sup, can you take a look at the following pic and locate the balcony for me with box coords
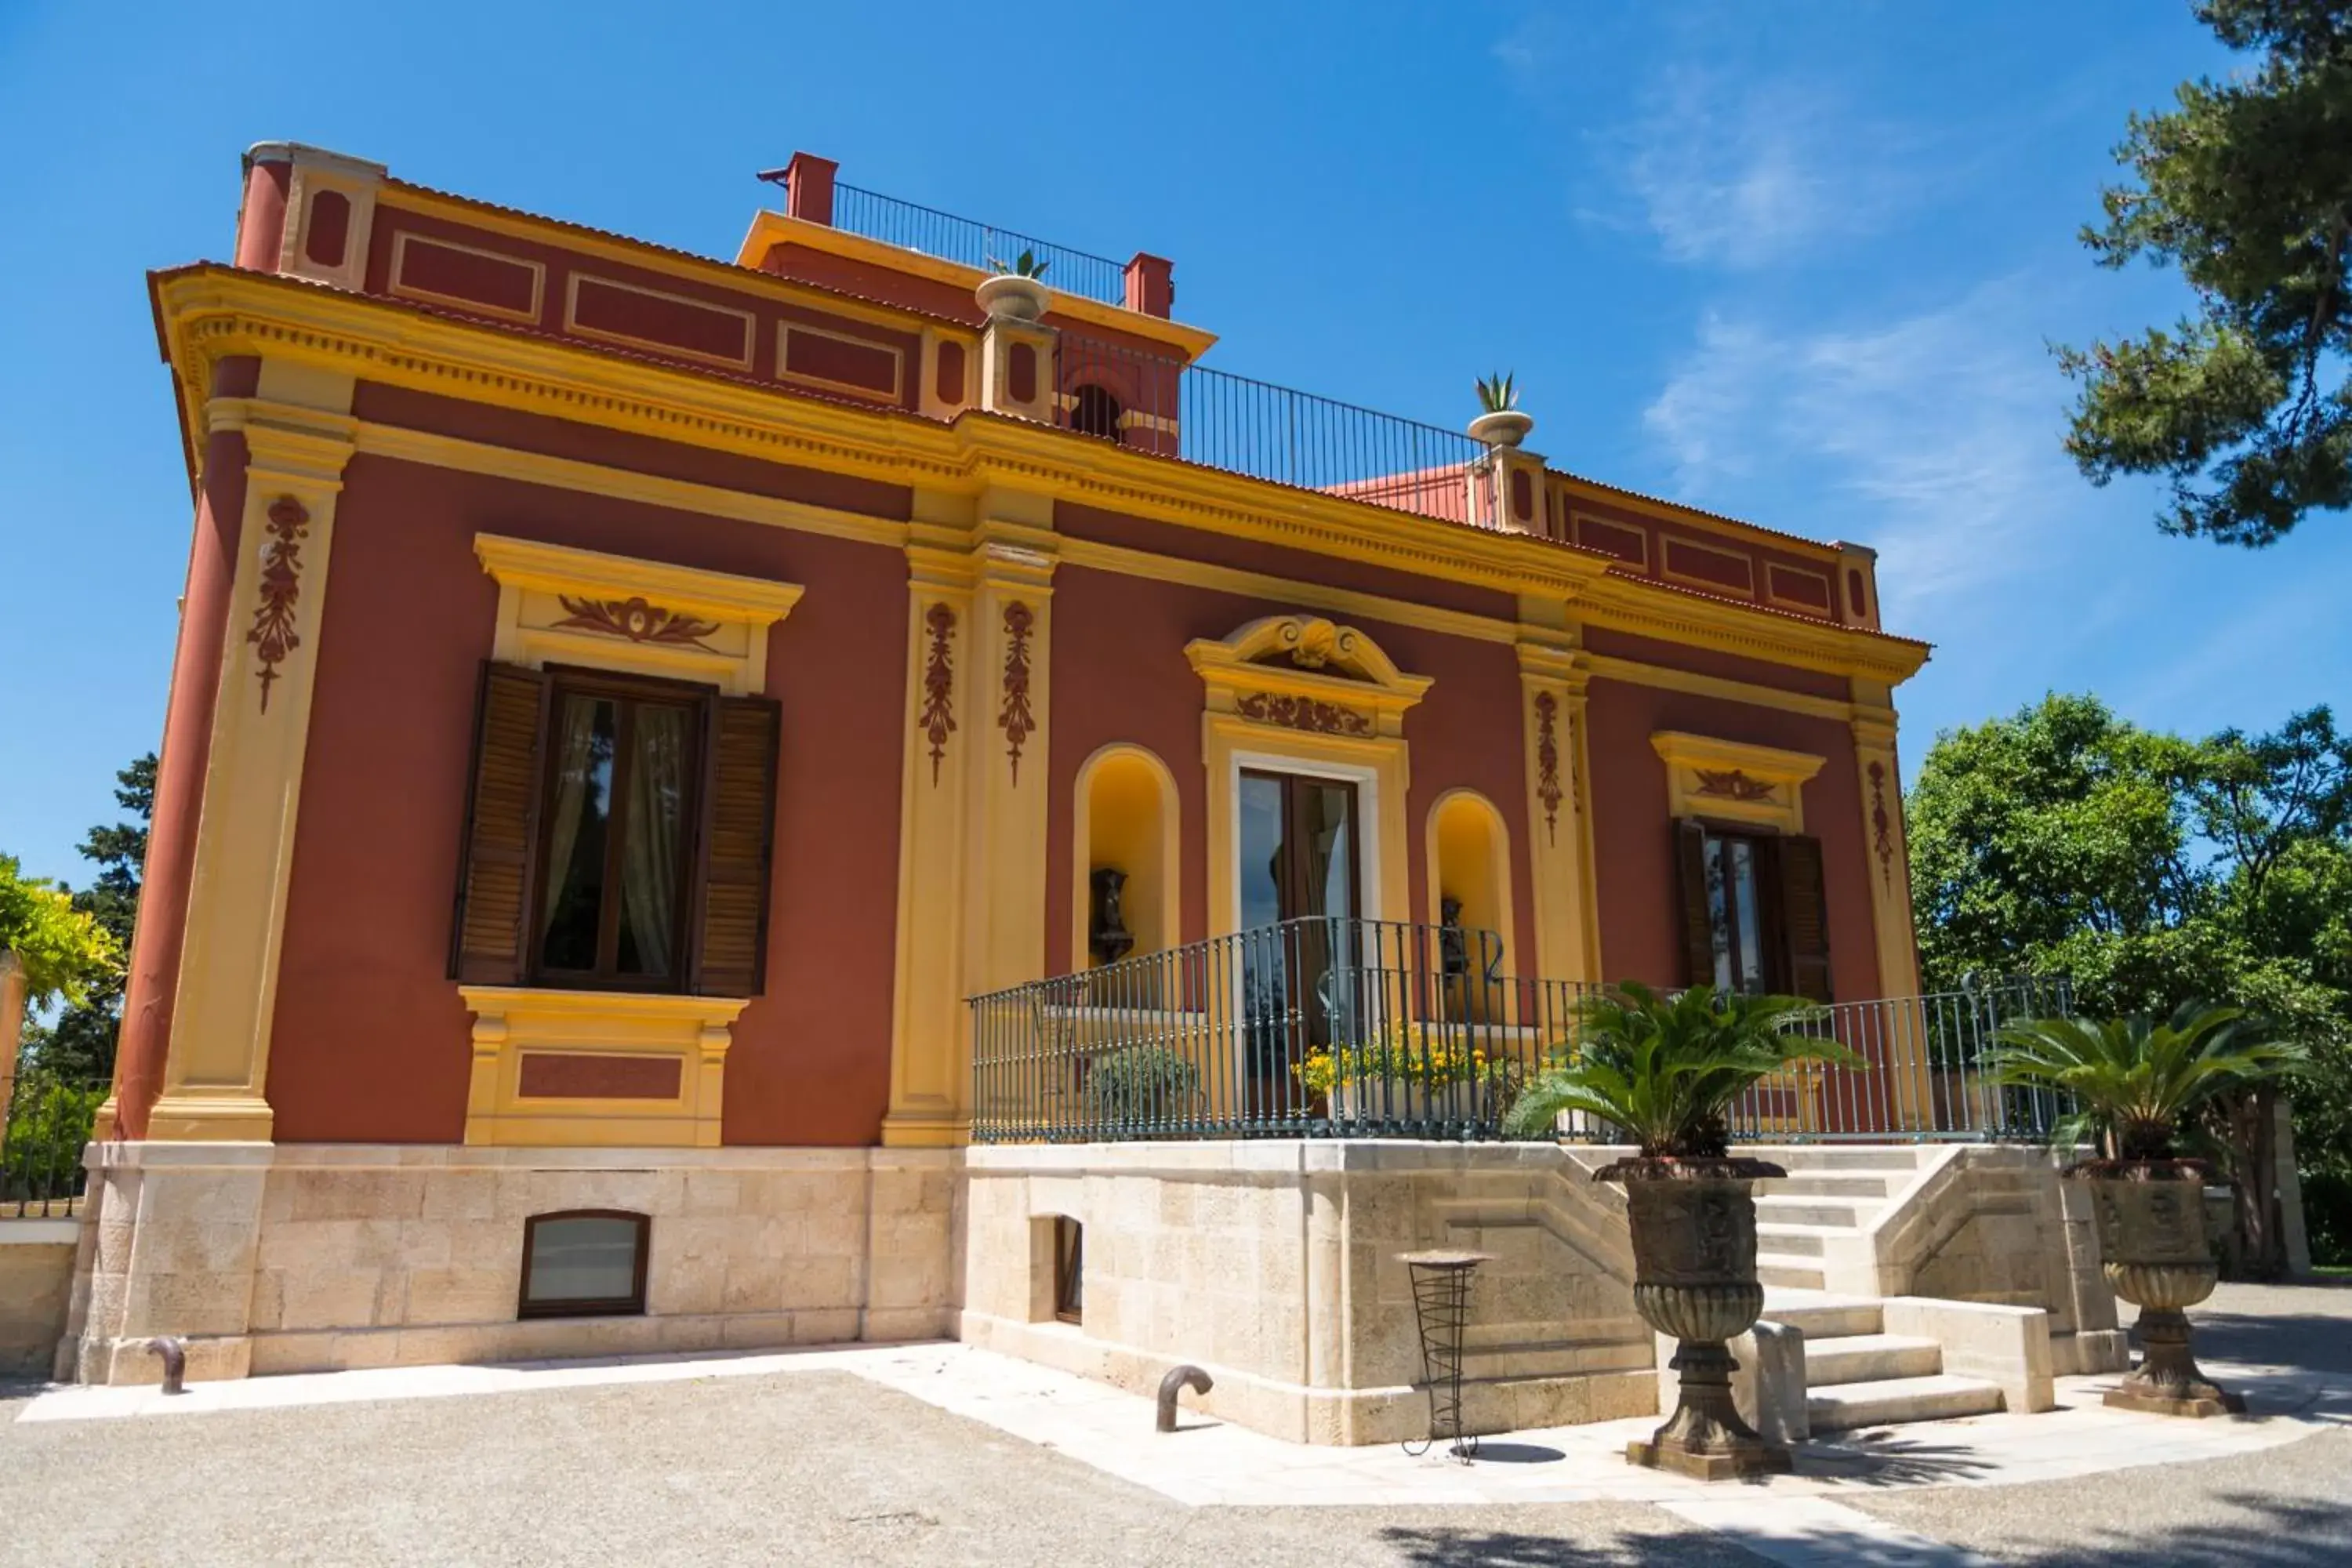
[967,916,2073,1145]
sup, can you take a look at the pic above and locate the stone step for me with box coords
[1747,1148,1924,1173]
[1753,1196,1875,1229]
[1758,1255,1826,1290]
[1804,1332,1944,1387]
[1807,1374,2005,1432]
[1767,1173,1901,1200]
[1761,1292,1884,1341]
[1755,1223,1857,1258]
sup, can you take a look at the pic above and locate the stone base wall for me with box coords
[1,1223,78,1378]
[961,1140,1657,1446]
[1857,1144,2128,1374]
[58,1142,957,1385]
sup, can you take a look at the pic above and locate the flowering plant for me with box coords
[1294,1023,1513,1095]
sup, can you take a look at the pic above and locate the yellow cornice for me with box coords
[735,210,1219,361]
[154,267,1932,688]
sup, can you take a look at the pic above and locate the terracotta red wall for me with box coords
[266,436,907,1145]
[1044,566,1535,975]
[1584,677,1880,1001]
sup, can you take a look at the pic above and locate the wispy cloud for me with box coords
[1642,280,2067,615]
[1608,67,1911,270]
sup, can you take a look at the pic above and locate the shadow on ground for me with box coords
[2000,1490,2352,1567]
[1374,1523,1755,1567]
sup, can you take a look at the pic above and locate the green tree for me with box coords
[15,754,153,1080]
[2059,2,2352,546]
[1907,695,2352,1272]
[0,855,118,1016]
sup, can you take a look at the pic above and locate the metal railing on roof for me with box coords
[1054,334,1499,528]
[829,182,1130,307]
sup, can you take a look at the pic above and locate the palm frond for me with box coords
[1989,1002,2306,1159]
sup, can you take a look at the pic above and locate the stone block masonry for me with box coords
[58,1142,958,1385]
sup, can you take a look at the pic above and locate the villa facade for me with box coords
[48,143,2092,1436]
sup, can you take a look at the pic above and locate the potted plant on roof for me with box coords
[977,249,1052,323]
[1504,982,1857,1479]
[1989,1003,2303,1417]
[1468,372,1534,448]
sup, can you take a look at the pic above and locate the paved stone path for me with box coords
[5,1281,2346,1565]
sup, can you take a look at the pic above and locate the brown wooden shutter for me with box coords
[1775,833,1835,1002]
[691,694,781,997]
[449,662,549,985]
[1673,818,1715,989]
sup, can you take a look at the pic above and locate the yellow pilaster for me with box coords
[1850,683,1930,1123]
[883,488,1057,1146]
[149,367,358,1141]
[1517,622,1601,987]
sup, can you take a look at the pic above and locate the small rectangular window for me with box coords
[1053,1217,1083,1325]
[519,1210,651,1319]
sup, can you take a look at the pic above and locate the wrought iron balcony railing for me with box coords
[2,1068,108,1218]
[830,182,1131,307]
[967,918,2073,1145]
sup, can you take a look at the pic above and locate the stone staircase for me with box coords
[1764,1289,2007,1433]
[1752,1145,1922,1291]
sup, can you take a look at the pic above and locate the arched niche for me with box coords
[1071,742,1181,976]
[1425,789,1516,1021]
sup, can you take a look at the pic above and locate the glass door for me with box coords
[1237,771,1361,1113]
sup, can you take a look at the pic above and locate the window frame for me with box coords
[528,665,713,994]
[517,1209,652,1319]
[1697,822,1785,996]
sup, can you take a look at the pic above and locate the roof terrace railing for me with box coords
[829,181,1131,307]
[1054,334,1497,528]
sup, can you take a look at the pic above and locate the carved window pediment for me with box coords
[1650,730,1824,833]
[1187,615,1432,740]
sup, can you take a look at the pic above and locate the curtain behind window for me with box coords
[619,704,690,976]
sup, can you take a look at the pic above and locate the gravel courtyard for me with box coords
[2,1282,2345,1567]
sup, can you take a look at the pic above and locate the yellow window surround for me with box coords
[474,533,804,695]
[459,986,749,1149]
[1650,730,1825,834]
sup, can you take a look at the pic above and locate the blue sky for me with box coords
[2,1,2343,890]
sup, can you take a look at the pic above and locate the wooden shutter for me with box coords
[1673,818,1715,989]
[691,694,781,997]
[449,662,549,985]
[1774,833,1835,1002]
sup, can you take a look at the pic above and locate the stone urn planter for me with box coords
[2083,1161,2243,1417]
[975,273,1051,323]
[1467,409,1534,448]
[1612,1156,1792,1479]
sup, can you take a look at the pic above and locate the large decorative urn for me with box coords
[2085,1163,2242,1417]
[1612,1156,1791,1479]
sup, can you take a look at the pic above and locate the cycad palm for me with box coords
[1989,1003,2304,1161]
[1503,982,1859,1156]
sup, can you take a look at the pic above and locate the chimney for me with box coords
[782,152,838,226]
[1123,252,1174,318]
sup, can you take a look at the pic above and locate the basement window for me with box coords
[1054,1217,1084,1324]
[518,1210,651,1319]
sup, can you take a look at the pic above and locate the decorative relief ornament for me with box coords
[1236,691,1373,737]
[1694,768,1777,804]
[1534,692,1564,844]
[552,595,721,648]
[1279,617,1348,670]
[247,495,310,713]
[1867,760,1896,887]
[997,601,1036,782]
[918,602,957,785]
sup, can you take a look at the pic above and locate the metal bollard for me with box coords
[147,1336,187,1396]
[1156,1364,1211,1432]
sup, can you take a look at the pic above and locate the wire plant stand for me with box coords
[1399,1250,1491,1462]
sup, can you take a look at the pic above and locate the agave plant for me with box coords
[1475,371,1518,414]
[1503,982,1857,1156]
[1988,1003,2304,1162]
[985,249,1051,280]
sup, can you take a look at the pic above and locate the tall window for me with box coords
[536,675,700,987]
[1674,820,1832,1001]
[450,662,781,998]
